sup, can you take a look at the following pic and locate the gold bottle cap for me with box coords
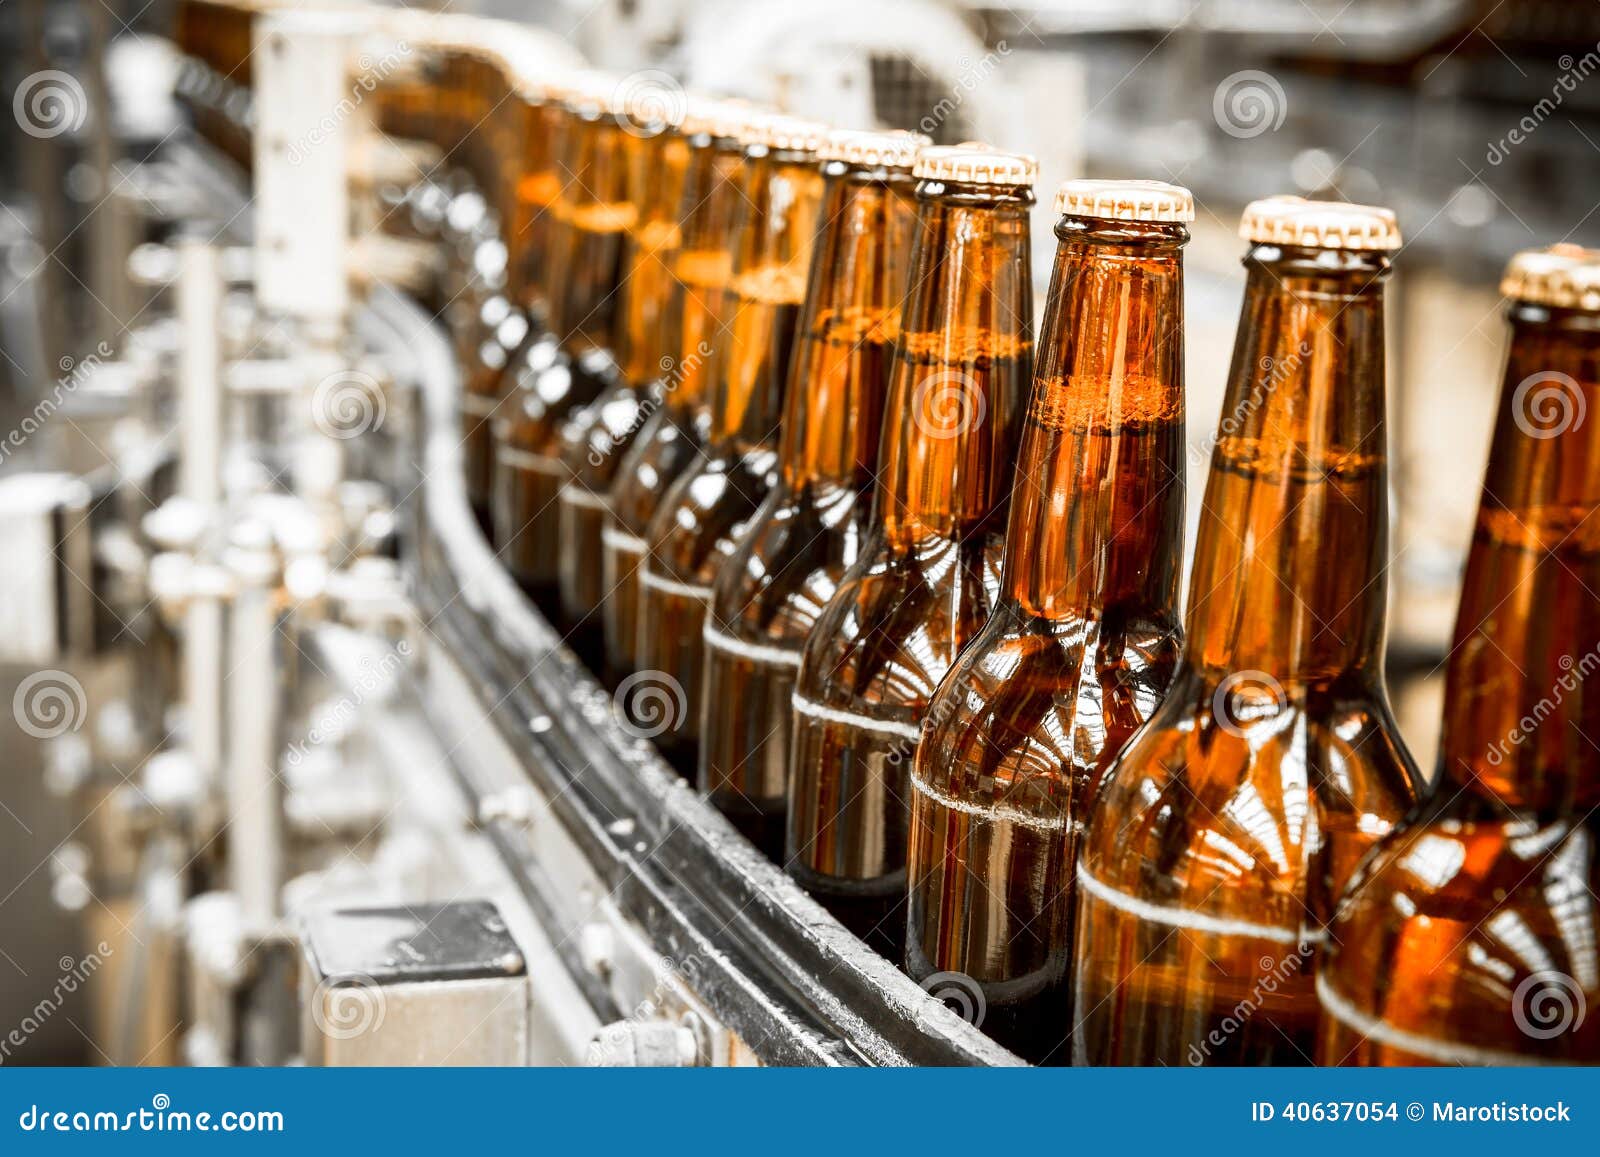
[818,128,930,170]
[1054,178,1195,223]
[737,114,829,152]
[1500,243,1600,311]
[912,144,1038,187]
[678,97,765,140]
[1239,195,1401,251]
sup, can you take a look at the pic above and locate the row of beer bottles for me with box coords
[461,85,1598,1066]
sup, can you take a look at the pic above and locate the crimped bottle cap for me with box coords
[737,114,828,152]
[679,97,765,140]
[912,144,1038,187]
[1239,195,1401,251]
[818,129,929,170]
[1500,244,1600,311]
[1055,178,1194,223]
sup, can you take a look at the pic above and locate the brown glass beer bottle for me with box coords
[906,180,1192,1062]
[599,101,756,680]
[1071,197,1423,1066]
[786,145,1037,956]
[555,103,692,671]
[491,76,634,610]
[1317,244,1600,1066]
[633,116,827,771]
[698,129,925,857]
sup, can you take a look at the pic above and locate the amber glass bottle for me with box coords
[600,102,756,680]
[556,107,692,671]
[1318,245,1600,1066]
[491,77,634,610]
[699,129,925,857]
[1071,197,1423,1066]
[906,180,1192,1062]
[786,145,1037,956]
[633,116,827,771]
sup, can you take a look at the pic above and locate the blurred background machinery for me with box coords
[0,0,1595,1064]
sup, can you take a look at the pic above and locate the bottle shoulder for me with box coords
[644,449,777,580]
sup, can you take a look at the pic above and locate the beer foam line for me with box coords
[638,568,714,601]
[497,447,565,475]
[559,485,611,512]
[1075,865,1325,946]
[1314,973,1540,1067]
[460,392,500,416]
[601,526,647,555]
[908,770,1067,832]
[702,621,803,668]
[789,692,924,743]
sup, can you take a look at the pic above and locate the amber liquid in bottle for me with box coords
[1072,241,1422,1066]
[700,152,918,858]
[1318,292,1600,1066]
[492,102,633,612]
[786,172,1034,957]
[600,130,745,682]
[907,212,1188,1063]
[556,127,691,675]
[634,139,824,772]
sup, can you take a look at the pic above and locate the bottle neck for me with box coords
[708,148,825,450]
[1441,305,1600,811]
[778,165,917,491]
[873,184,1034,543]
[510,101,564,314]
[614,132,690,385]
[549,114,635,355]
[1185,246,1391,684]
[660,136,744,418]
[1003,218,1187,620]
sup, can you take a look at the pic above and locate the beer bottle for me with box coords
[906,180,1192,1062]
[555,101,693,671]
[786,145,1037,956]
[1071,197,1424,1066]
[600,101,756,679]
[699,129,925,857]
[1317,244,1600,1066]
[633,115,827,771]
[491,76,634,610]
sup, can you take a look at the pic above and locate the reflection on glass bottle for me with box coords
[634,116,826,773]
[786,145,1037,957]
[907,180,1192,1063]
[699,129,925,859]
[1073,197,1423,1066]
[1318,244,1600,1066]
